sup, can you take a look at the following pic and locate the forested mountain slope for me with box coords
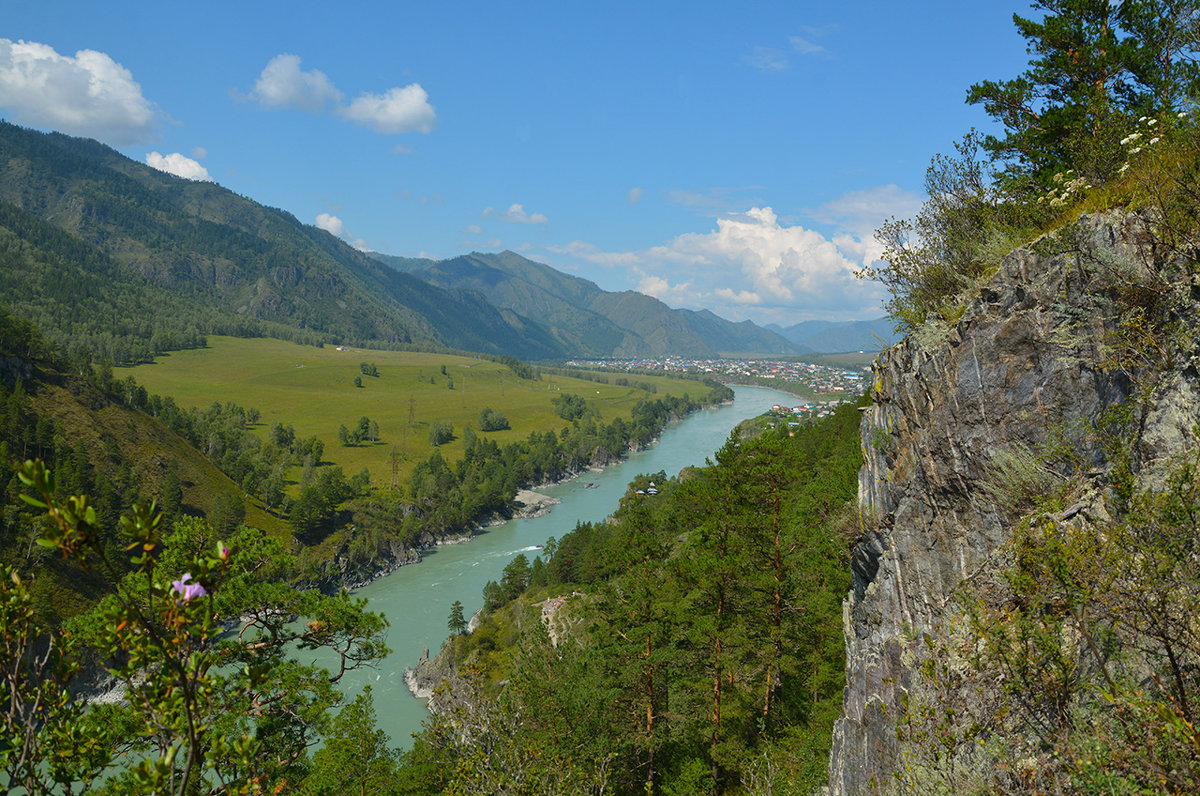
[376,249,802,357]
[0,309,283,624]
[0,122,563,362]
[0,120,803,364]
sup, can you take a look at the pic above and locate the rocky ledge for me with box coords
[511,489,562,519]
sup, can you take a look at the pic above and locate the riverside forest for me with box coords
[7,2,1200,795]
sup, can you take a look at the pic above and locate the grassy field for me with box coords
[117,337,710,490]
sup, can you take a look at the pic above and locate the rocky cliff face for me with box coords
[829,212,1198,793]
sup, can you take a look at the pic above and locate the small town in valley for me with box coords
[564,356,871,398]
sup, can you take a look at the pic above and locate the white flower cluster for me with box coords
[1039,111,1189,204]
[1117,113,1185,173]
[1040,169,1090,207]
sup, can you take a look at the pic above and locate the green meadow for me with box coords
[118,336,705,489]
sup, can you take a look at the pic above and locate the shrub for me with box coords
[428,420,454,446]
[477,407,510,432]
[861,132,1038,332]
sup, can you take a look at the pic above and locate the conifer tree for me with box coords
[967,0,1132,183]
[967,0,1200,184]
[448,600,467,634]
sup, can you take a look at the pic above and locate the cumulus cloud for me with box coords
[246,54,435,135]
[0,38,158,145]
[654,207,847,304]
[316,212,368,250]
[627,187,643,204]
[146,151,211,181]
[315,213,346,237]
[340,84,436,134]
[482,203,548,225]
[548,204,891,322]
[250,54,341,112]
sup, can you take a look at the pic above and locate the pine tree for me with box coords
[448,600,467,634]
[301,687,399,796]
[967,0,1131,183]
[967,0,1200,185]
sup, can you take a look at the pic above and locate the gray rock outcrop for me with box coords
[829,213,1200,793]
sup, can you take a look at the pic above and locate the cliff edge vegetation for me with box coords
[836,2,1200,793]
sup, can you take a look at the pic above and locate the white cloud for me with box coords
[146,151,211,181]
[463,224,485,236]
[547,204,890,322]
[545,240,640,268]
[315,212,346,237]
[245,55,436,138]
[190,145,208,159]
[714,287,763,305]
[653,207,844,304]
[0,38,158,145]
[809,184,922,236]
[744,29,832,75]
[483,203,548,225]
[251,54,341,112]
[315,212,369,250]
[637,274,675,298]
[340,84,436,134]
[789,35,826,56]
[744,46,788,72]
[627,187,643,204]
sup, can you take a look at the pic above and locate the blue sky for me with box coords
[1,1,1030,326]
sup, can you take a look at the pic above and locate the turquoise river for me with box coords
[321,384,809,748]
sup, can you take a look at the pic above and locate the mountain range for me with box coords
[765,318,900,354]
[0,121,891,362]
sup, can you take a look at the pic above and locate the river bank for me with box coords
[311,398,728,595]
[279,385,798,748]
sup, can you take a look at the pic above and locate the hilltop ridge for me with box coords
[372,249,807,358]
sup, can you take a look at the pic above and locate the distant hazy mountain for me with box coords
[765,318,900,353]
[674,308,800,356]
[374,250,800,358]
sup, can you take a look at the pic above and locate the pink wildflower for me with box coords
[172,573,207,601]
